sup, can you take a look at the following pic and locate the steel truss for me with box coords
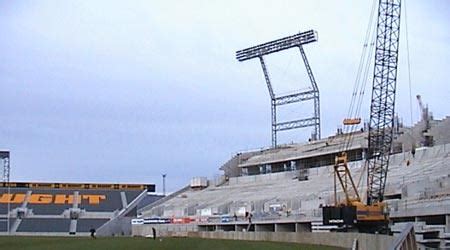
[367,0,401,205]
[0,150,10,234]
[236,30,321,147]
[0,151,9,183]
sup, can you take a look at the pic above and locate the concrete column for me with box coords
[69,219,77,234]
[446,215,450,233]
[120,192,128,209]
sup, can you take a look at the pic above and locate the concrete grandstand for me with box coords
[0,182,161,236]
[134,117,450,249]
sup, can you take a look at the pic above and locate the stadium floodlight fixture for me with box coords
[236,30,318,61]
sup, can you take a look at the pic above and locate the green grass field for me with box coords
[0,236,342,250]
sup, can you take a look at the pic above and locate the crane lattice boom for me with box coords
[367,0,402,205]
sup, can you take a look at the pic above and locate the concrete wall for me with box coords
[228,171,298,185]
[187,231,393,250]
[133,225,393,250]
[133,224,198,237]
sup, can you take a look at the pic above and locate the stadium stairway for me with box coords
[69,191,80,234]
[138,185,190,215]
[97,189,149,236]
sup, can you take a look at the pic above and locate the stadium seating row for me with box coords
[0,185,159,235]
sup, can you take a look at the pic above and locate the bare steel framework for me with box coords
[0,151,9,184]
[1,150,10,234]
[236,30,321,147]
[367,0,401,205]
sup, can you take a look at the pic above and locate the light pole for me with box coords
[162,174,166,196]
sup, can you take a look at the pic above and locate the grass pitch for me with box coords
[0,236,342,250]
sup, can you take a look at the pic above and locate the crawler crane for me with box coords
[323,0,402,233]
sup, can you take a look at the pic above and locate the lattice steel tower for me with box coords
[367,0,401,205]
[236,30,321,147]
[0,150,10,234]
[0,151,9,184]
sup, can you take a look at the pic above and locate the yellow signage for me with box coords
[0,194,106,205]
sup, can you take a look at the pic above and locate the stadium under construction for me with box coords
[133,117,450,249]
[1,0,449,249]
[134,0,450,248]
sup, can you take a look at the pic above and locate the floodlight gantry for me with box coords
[0,150,10,234]
[0,151,9,183]
[236,30,321,147]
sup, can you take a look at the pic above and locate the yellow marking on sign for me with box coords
[28,194,53,204]
[0,193,107,205]
[0,193,26,204]
[54,195,75,204]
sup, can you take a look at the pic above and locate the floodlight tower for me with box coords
[1,150,10,234]
[236,30,321,147]
[0,151,9,183]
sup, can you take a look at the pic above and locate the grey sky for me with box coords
[1,1,449,192]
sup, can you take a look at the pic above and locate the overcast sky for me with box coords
[1,0,449,193]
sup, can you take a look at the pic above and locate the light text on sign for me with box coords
[0,194,106,205]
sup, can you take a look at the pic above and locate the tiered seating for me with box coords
[140,143,450,223]
[0,184,152,235]
[77,190,123,212]
[0,189,32,213]
[137,194,164,211]
[77,219,109,232]
[125,191,142,203]
[27,190,74,215]
[0,221,8,232]
[18,219,70,232]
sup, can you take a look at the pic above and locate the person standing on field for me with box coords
[89,227,96,239]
